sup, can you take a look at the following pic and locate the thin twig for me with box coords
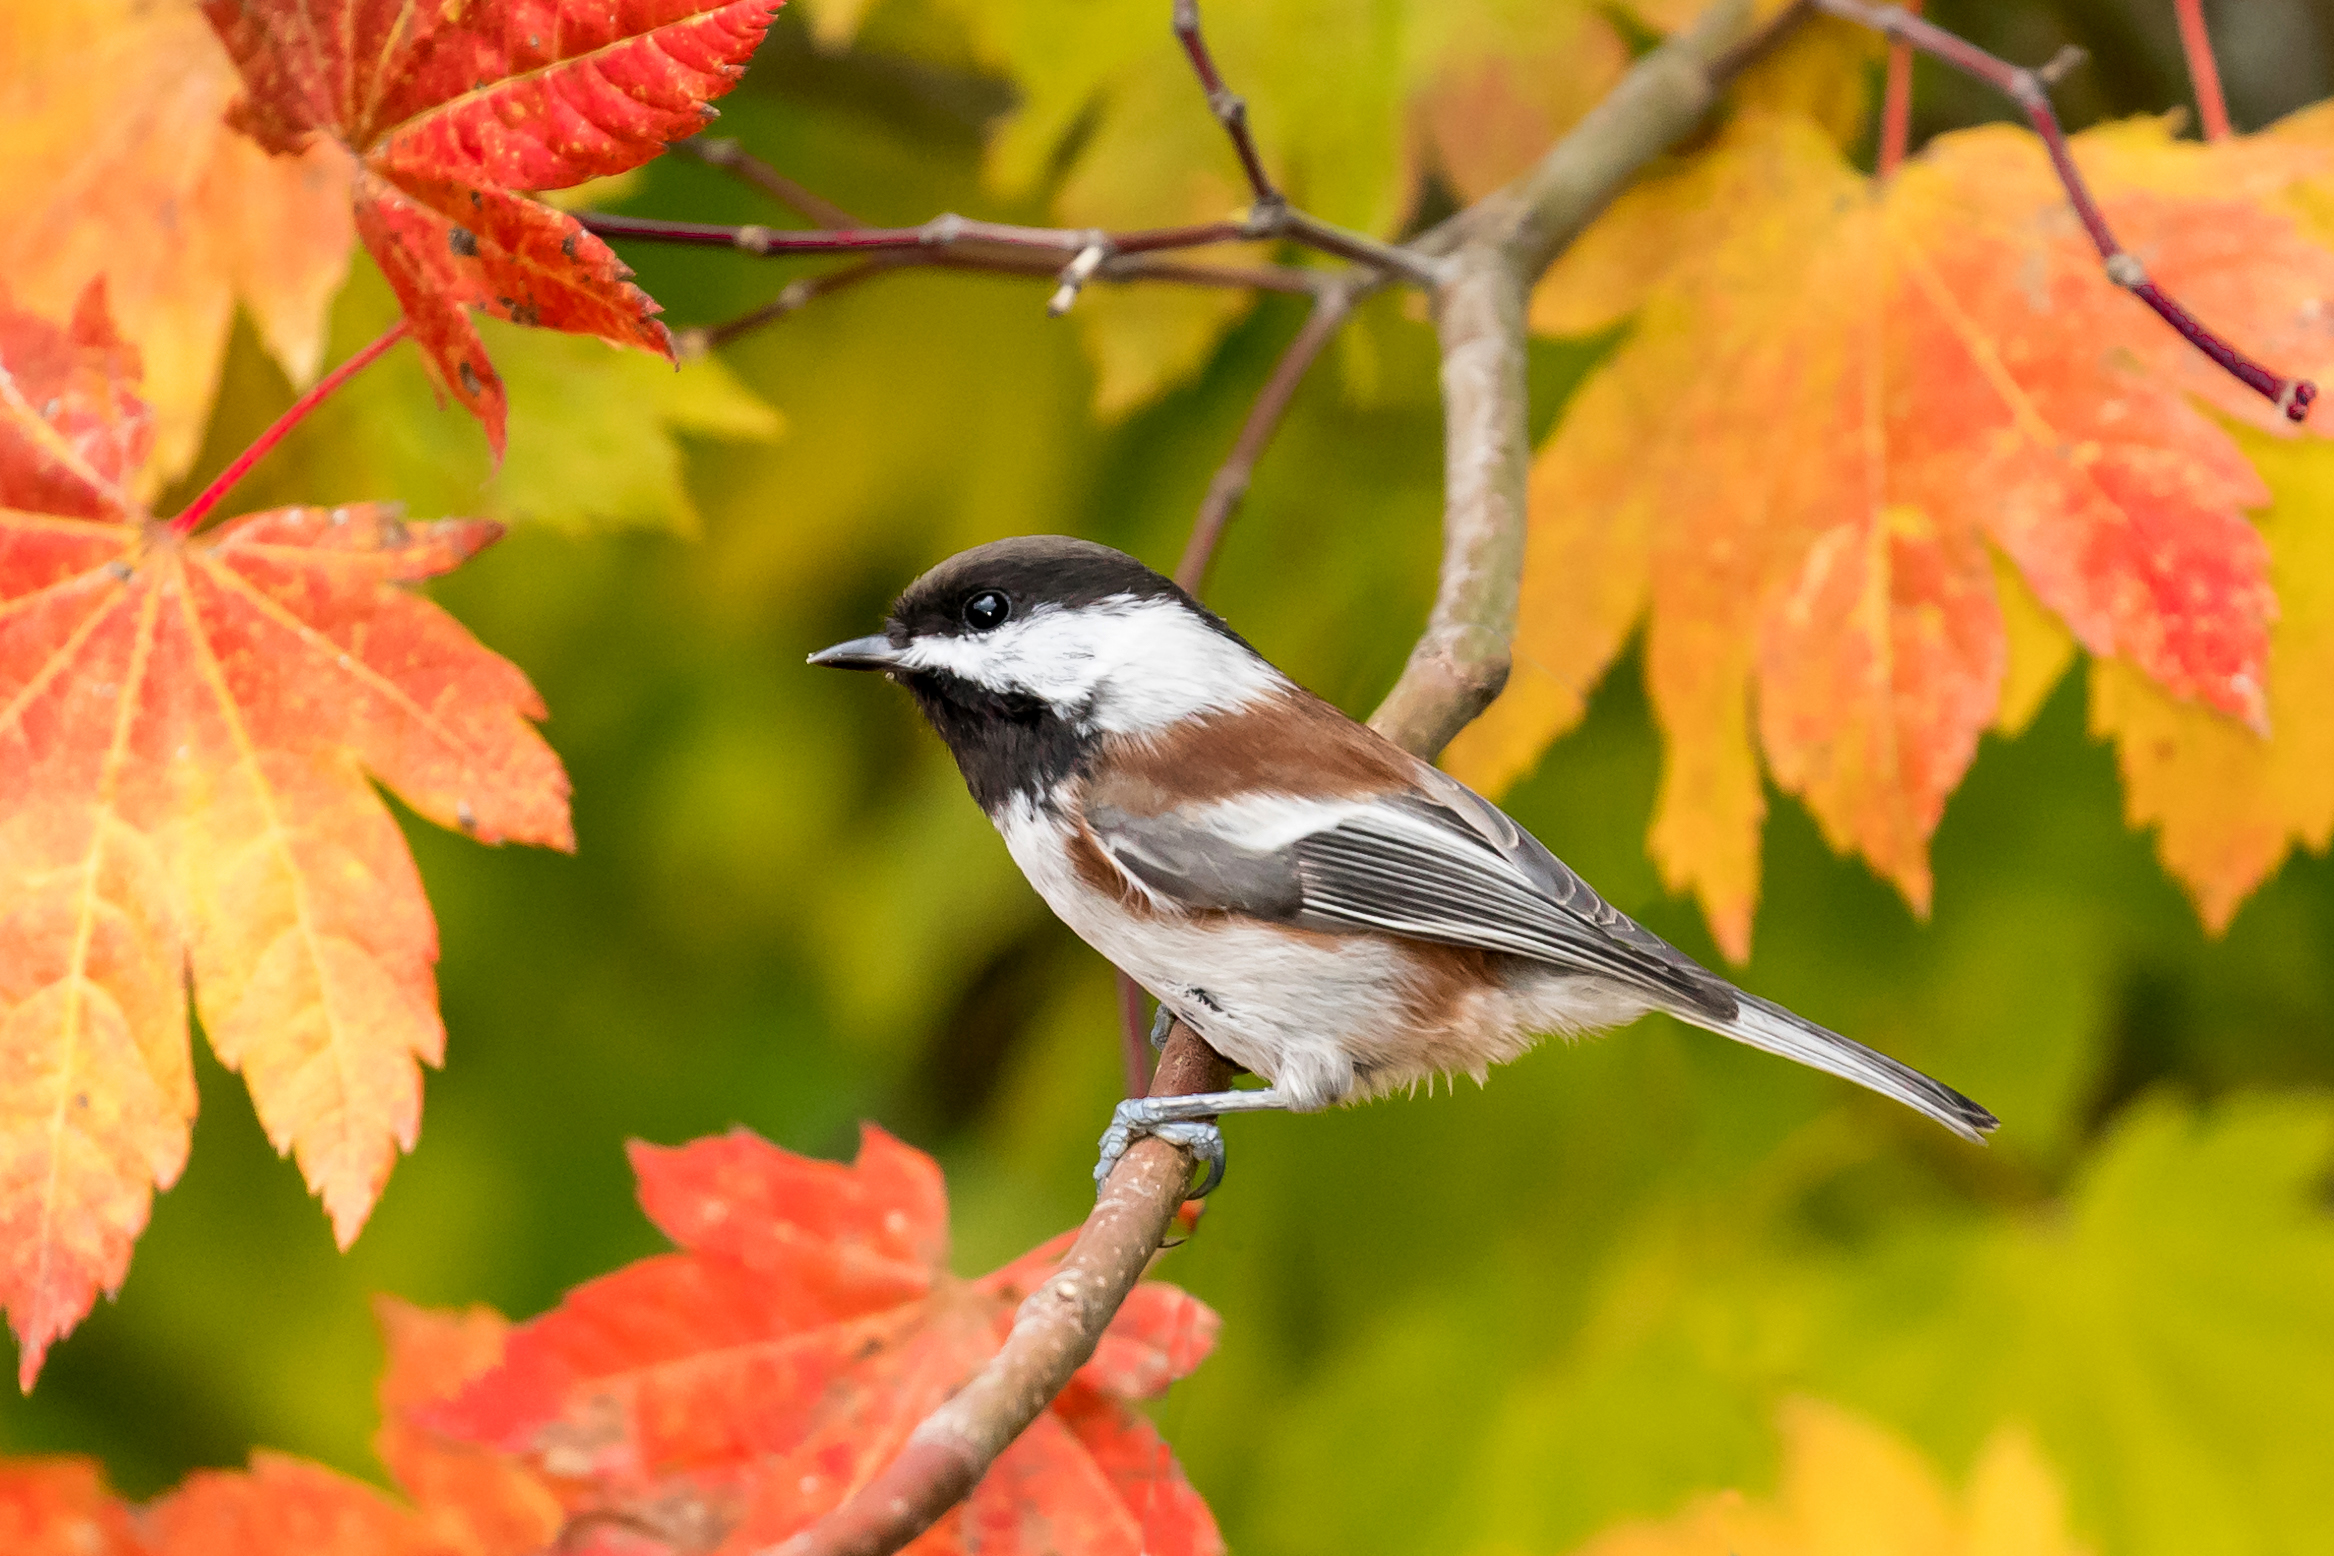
[1175,281,1370,593]
[577,211,1250,258]
[2171,0,2233,142]
[672,136,862,228]
[1815,0,2314,421]
[170,322,408,535]
[1116,972,1153,1099]
[1172,0,1278,207]
[768,12,1778,1556]
[675,259,908,356]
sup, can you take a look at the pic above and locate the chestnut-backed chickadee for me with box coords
[813,536,1996,1192]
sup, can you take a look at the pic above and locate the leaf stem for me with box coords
[1815,0,2314,421]
[2172,0,2233,142]
[169,323,409,536]
[1876,0,1920,178]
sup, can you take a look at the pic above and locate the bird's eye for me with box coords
[962,589,1011,631]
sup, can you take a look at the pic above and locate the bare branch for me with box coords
[1815,0,2315,421]
[672,136,862,228]
[673,259,907,356]
[1172,0,1278,208]
[1116,971,1152,1098]
[769,11,1778,1556]
[1175,280,1370,593]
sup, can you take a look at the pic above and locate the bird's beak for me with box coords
[807,635,906,672]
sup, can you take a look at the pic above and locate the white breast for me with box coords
[995,794,1421,1109]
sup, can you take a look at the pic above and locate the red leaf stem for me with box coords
[2173,0,2234,142]
[168,321,408,535]
[1876,0,1921,178]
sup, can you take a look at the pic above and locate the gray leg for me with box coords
[1148,1003,1176,1051]
[1094,1086,1295,1199]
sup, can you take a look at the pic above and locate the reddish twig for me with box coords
[2172,0,2233,142]
[675,259,909,356]
[1172,0,1278,207]
[577,211,1251,258]
[673,135,862,228]
[1175,281,1369,593]
[1115,972,1153,1098]
[1816,0,2315,422]
[1876,0,1920,178]
[170,322,408,536]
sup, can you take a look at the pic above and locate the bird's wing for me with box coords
[1084,778,1737,1021]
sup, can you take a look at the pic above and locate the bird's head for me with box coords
[810,536,1281,746]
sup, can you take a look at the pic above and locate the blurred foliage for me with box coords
[6,2,2334,1555]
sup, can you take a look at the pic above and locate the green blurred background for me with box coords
[7,2,2334,1552]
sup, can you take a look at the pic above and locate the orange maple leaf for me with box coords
[430,1125,1225,1556]
[0,283,571,1388]
[199,0,780,453]
[1446,108,2334,959]
[0,1298,560,1555]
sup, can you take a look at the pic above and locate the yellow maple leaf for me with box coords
[0,0,353,493]
[1569,1399,2090,1556]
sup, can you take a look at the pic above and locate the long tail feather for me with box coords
[1681,993,1999,1142]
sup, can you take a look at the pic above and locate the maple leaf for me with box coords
[432,1125,1224,1556]
[1566,1399,2090,1556]
[0,0,353,496]
[1444,109,2334,959]
[0,1458,150,1556]
[200,0,781,455]
[0,285,570,1387]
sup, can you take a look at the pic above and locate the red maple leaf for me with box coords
[200,0,781,453]
[0,283,570,1387]
[430,1125,1225,1556]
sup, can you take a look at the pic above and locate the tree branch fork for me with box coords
[647,2,2312,1552]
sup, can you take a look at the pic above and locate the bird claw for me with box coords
[1094,1100,1226,1199]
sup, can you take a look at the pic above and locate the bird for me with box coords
[811,535,1997,1193]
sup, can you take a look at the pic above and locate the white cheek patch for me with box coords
[897,595,1284,734]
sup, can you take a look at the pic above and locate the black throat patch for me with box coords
[899,668,1088,814]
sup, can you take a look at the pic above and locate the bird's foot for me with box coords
[1095,1101,1226,1199]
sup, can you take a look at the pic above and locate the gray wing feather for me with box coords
[1087,803,1304,917]
[1086,788,1735,1021]
[1286,796,1736,1020]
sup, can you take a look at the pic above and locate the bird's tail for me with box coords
[1680,993,1998,1143]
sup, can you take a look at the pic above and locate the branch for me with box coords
[769,10,1778,1556]
[1174,279,1373,593]
[1172,0,1276,207]
[1815,0,2315,421]
[1116,970,1152,1098]
[672,135,862,228]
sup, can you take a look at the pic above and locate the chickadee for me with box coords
[813,536,1996,1192]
